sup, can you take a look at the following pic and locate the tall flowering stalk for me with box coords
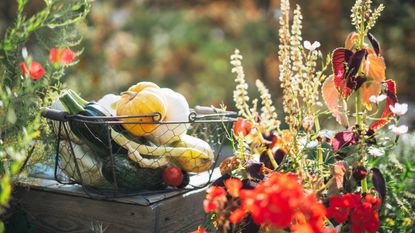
[197,0,410,232]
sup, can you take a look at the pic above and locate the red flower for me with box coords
[191,227,207,233]
[49,48,76,64]
[224,178,242,198]
[203,186,227,213]
[229,208,246,224]
[326,193,381,233]
[19,61,45,80]
[233,117,252,137]
[237,172,328,232]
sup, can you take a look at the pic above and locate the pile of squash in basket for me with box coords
[52,82,214,190]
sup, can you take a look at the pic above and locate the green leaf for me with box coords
[6,108,16,124]
[0,176,11,206]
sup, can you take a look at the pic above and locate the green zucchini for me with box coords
[59,91,126,158]
[101,155,166,191]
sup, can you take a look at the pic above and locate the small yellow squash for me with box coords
[116,88,167,136]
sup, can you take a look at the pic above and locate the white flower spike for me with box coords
[389,125,408,136]
[304,40,321,51]
[368,147,384,157]
[369,94,387,104]
[389,103,408,116]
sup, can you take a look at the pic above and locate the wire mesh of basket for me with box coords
[43,106,236,198]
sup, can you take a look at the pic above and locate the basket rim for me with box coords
[42,107,237,124]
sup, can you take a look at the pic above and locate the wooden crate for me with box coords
[14,170,220,233]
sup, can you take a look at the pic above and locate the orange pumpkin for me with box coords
[116,88,167,136]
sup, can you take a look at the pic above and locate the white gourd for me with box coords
[59,141,109,186]
[146,88,190,145]
[96,94,121,116]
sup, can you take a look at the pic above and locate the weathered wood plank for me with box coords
[15,187,155,233]
[14,185,208,233]
[157,189,207,233]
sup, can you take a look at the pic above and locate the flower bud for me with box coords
[353,166,368,181]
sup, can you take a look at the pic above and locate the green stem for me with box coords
[266,149,278,170]
[356,89,362,127]
[314,114,323,170]
[361,176,368,193]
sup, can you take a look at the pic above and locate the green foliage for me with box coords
[369,133,415,232]
[0,0,91,231]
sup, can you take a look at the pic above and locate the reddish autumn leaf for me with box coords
[322,76,349,128]
[332,131,359,152]
[233,117,252,137]
[332,48,354,98]
[360,81,382,111]
[345,31,359,50]
[19,61,45,80]
[327,161,346,196]
[371,168,386,201]
[370,80,398,130]
[368,32,381,56]
[332,48,367,99]
[348,49,367,78]
[364,54,386,82]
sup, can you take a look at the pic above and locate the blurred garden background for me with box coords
[1,0,414,126]
[1,1,415,232]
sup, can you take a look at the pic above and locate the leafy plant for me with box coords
[0,0,91,231]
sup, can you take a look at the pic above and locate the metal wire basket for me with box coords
[42,106,235,198]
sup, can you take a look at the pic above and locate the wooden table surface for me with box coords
[14,168,222,233]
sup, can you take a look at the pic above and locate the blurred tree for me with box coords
[1,0,414,122]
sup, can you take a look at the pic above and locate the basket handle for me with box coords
[41,108,69,122]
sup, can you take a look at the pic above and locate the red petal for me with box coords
[229,208,246,224]
[224,178,242,198]
[60,48,76,64]
[233,118,252,136]
[369,80,398,130]
[19,62,29,74]
[332,48,354,98]
[322,76,349,128]
[203,200,217,213]
[191,227,207,233]
[49,48,59,64]
[28,61,45,79]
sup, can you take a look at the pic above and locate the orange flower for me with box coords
[191,227,207,233]
[19,61,45,80]
[237,173,328,232]
[224,178,242,198]
[233,117,252,137]
[203,186,227,213]
[229,208,246,224]
[49,48,76,64]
